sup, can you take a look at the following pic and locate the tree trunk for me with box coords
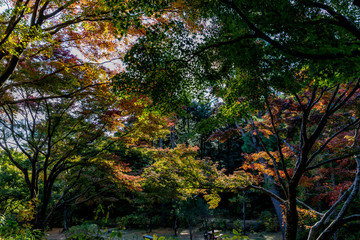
[187,219,193,240]
[161,203,166,227]
[242,191,246,235]
[64,205,73,231]
[285,188,299,240]
[174,214,178,236]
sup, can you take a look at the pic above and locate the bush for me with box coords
[0,214,44,240]
[119,214,148,228]
[211,218,231,230]
[65,223,122,240]
[248,221,266,232]
[259,211,279,232]
[66,223,103,240]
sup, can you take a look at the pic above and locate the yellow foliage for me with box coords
[204,193,221,209]
[17,198,40,228]
[297,207,319,229]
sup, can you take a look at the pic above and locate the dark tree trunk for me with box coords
[64,205,73,231]
[242,191,246,235]
[161,203,166,227]
[285,187,299,240]
[187,219,193,240]
[174,214,178,236]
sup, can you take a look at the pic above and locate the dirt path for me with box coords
[46,228,65,240]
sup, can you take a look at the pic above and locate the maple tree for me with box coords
[111,1,360,239]
[0,94,104,228]
[0,63,167,230]
[0,0,173,106]
[140,144,251,236]
[234,82,360,240]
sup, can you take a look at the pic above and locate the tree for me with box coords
[111,1,360,239]
[0,0,170,105]
[141,145,248,235]
[0,71,154,229]
[0,95,104,228]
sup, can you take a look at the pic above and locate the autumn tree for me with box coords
[0,0,176,106]
[0,62,162,229]
[141,145,242,235]
[111,1,360,239]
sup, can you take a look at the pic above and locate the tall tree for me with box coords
[111,1,360,239]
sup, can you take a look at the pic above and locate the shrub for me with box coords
[0,215,44,240]
[259,211,279,232]
[119,214,148,228]
[66,223,103,240]
[65,223,122,240]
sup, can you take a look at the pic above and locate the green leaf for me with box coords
[109,231,116,238]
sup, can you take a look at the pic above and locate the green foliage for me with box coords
[241,132,277,153]
[65,223,123,240]
[0,152,29,213]
[178,198,211,228]
[118,214,149,229]
[222,228,249,240]
[258,211,280,233]
[112,19,224,114]
[211,218,230,230]
[151,235,178,240]
[66,224,103,240]
[335,222,360,240]
[94,204,113,226]
[0,214,44,240]
[66,224,122,240]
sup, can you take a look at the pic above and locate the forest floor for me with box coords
[46,227,282,240]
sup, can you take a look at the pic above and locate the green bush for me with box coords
[211,218,231,230]
[66,223,103,240]
[259,211,279,232]
[65,223,123,240]
[248,221,266,232]
[0,214,44,240]
[119,214,148,228]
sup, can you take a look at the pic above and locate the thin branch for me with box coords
[44,15,112,34]
[326,84,340,112]
[30,0,41,26]
[220,0,360,60]
[283,139,299,157]
[238,185,286,205]
[2,83,105,105]
[307,117,360,165]
[315,156,360,239]
[306,151,360,171]
[296,199,324,217]
[251,120,288,194]
[301,0,360,40]
[42,0,77,21]
[329,79,360,114]
[266,98,290,180]
[309,87,325,109]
